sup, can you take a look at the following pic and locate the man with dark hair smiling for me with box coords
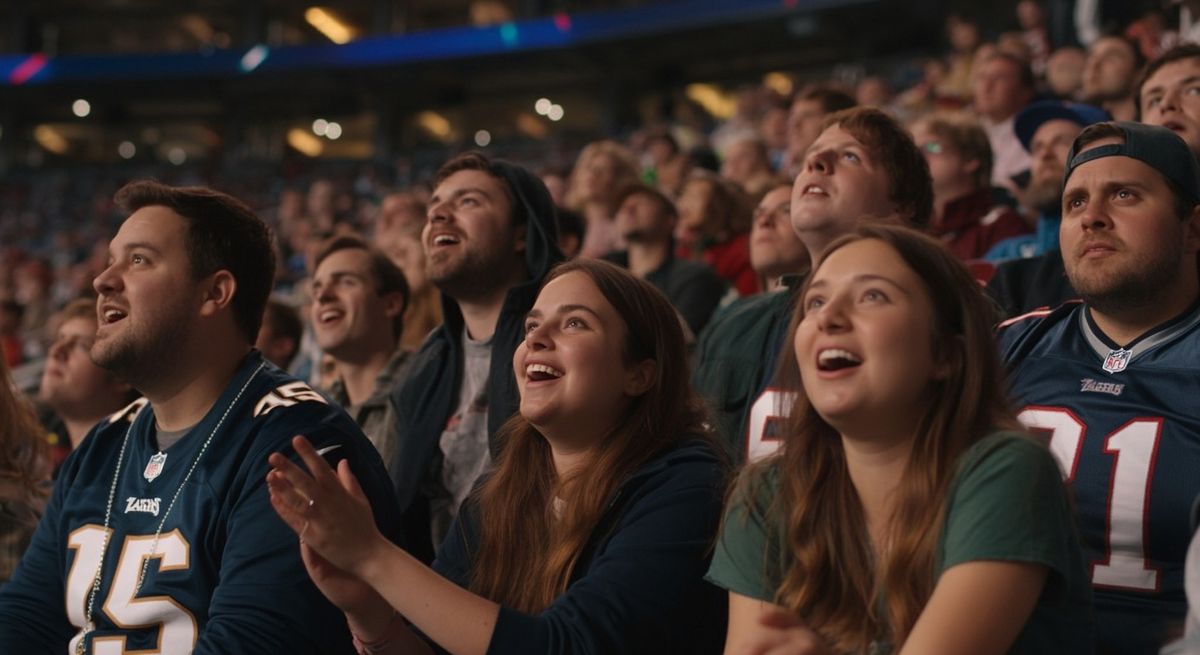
[1000,122,1200,654]
[390,152,563,561]
[0,180,401,654]
[311,235,412,477]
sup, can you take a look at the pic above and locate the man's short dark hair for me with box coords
[823,107,934,227]
[314,235,409,340]
[797,86,857,114]
[433,151,520,224]
[1136,43,1200,119]
[114,179,274,344]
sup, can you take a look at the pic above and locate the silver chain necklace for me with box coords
[77,362,264,654]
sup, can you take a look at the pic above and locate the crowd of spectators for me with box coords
[2,1,1200,651]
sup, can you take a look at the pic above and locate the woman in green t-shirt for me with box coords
[709,225,1093,654]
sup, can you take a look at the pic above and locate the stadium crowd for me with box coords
[1,1,1200,653]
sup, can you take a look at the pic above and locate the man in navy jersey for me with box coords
[999,122,1200,653]
[0,180,402,654]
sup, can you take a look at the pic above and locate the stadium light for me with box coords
[685,83,735,120]
[34,125,69,154]
[118,141,136,159]
[325,122,342,139]
[547,104,564,122]
[305,7,357,44]
[416,111,453,141]
[474,130,492,147]
[535,98,552,115]
[288,128,324,156]
[240,45,270,73]
[72,99,91,118]
[312,118,329,136]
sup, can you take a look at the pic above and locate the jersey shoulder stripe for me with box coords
[107,397,149,425]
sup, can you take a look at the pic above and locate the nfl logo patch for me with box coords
[143,452,168,482]
[1102,348,1132,374]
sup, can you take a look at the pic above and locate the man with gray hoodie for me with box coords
[389,152,563,561]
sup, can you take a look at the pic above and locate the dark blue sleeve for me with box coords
[431,511,474,588]
[194,412,398,655]
[484,458,726,655]
[0,445,83,653]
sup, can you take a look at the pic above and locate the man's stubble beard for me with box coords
[427,246,519,303]
[1068,238,1184,318]
[1025,177,1064,217]
[91,307,194,392]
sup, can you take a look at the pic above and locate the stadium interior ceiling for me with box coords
[0,0,1002,170]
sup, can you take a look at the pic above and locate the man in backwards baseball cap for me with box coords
[998,120,1200,655]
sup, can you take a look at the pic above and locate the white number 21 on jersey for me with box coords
[66,526,198,654]
[1018,407,1163,592]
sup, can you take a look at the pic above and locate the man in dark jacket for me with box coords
[390,152,562,561]
[604,183,726,336]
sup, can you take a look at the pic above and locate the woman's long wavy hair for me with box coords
[738,225,1016,652]
[469,258,712,612]
[0,356,50,504]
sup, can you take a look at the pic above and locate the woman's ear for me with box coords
[623,359,657,397]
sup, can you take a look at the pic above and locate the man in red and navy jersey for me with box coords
[999,121,1200,653]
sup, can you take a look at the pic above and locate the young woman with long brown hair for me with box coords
[267,258,727,654]
[0,355,51,589]
[709,225,1093,654]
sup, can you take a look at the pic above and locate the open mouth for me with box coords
[100,307,127,325]
[318,308,344,324]
[801,184,828,197]
[430,233,461,248]
[816,348,862,372]
[525,363,564,381]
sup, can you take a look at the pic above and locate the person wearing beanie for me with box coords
[388,152,564,562]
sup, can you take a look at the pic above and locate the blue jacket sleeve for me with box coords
[483,458,725,654]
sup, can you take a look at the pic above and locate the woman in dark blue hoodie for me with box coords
[268,258,728,654]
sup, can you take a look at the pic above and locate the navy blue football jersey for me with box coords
[0,352,403,654]
[1000,301,1200,654]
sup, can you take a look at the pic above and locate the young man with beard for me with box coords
[310,236,411,478]
[999,122,1200,654]
[694,107,932,462]
[985,100,1106,317]
[389,152,562,560]
[605,184,726,336]
[0,180,402,654]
